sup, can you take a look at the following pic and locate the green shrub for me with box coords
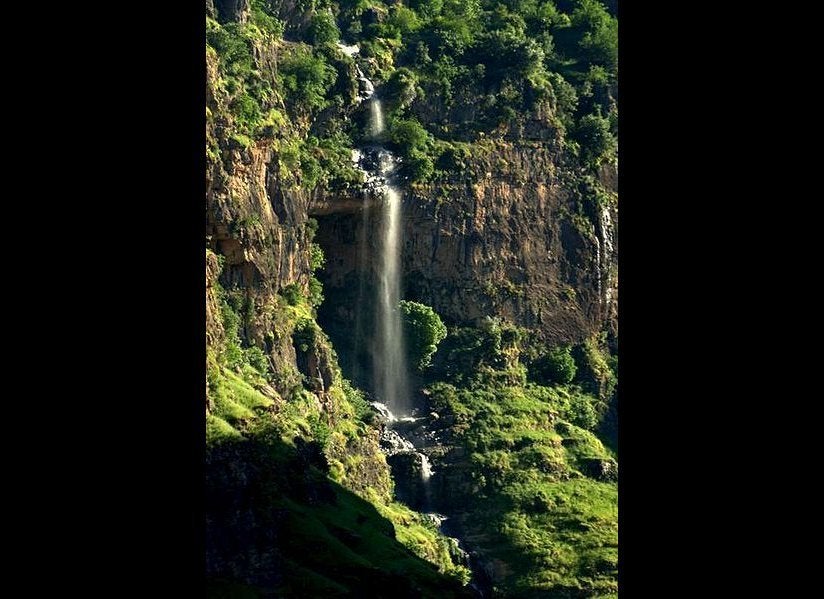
[308,10,341,45]
[409,0,444,20]
[388,4,422,36]
[250,0,284,38]
[573,112,615,165]
[434,142,470,172]
[293,317,317,353]
[279,48,337,113]
[435,322,507,383]
[341,378,374,423]
[207,22,253,80]
[306,217,319,240]
[308,276,324,307]
[219,294,246,369]
[532,346,577,385]
[385,67,420,111]
[309,413,332,448]
[566,390,599,430]
[309,243,325,272]
[399,300,447,370]
[389,116,431,151]
[548,71,578,127]
[244,346,269,374]
[572,0,618,71]
[300,149,323,188]
[230,92,262,136]
[281,283,302,306]
[386,117,435,182]
[404,149,435,181]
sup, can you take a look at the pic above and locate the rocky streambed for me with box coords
[371,401,493,597]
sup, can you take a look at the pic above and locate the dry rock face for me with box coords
[407,153,618,343]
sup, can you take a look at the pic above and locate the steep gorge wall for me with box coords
[406,144,618,344]
[206,22,325,398]
[315,143,618,346]
[207,0,618,369]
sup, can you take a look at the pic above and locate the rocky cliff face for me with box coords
[207,1,618,383]
[206,31,317,398]
[314,143,618,346]
[409,148,617,344]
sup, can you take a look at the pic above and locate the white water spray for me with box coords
[420,454,433,481]
[369,98,385,139]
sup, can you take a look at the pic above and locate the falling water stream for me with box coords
[342,42,411,417]
[345,43,435,494]
[340,43,483,595]
[373,158,411,417]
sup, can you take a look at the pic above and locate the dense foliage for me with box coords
[343,0,618,179]
[532,345,577,385]
[208,0,617,185]
[206,250,471,594]
[399,300,447,370]
[426,322,618,596]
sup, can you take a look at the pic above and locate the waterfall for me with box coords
[375,180,410,414]
[358,70,410,416]
[345,39,435,509]
[420,453,433,482]
[355,65,374,99]
[340,42,485,591]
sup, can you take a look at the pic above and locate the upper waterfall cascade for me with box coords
[339,42,411,417]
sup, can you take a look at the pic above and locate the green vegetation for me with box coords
[337,0,618,181]
[280,283,303,306]
[209,0,617,181]
[207,5,362,191]
[426,321,618,596]
[207,1,618,595]
[206,256,470,593]
[388,116,436,181]
[207,428,471,598]
[532,344,577,385]
[280,47,338,113]
[399,300,447,370]
[573,111,615,165]
[308,9,342,45]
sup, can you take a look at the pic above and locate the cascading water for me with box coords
[352,51,411,417]
[340,41,484,595]
[374,168,411,416]
[341,39,419,477]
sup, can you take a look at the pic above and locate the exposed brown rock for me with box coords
[315,144,618,345]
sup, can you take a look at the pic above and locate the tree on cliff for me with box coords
[400,300,447,371]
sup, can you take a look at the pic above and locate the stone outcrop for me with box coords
[578,457,619,482]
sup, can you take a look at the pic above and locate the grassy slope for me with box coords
[206,427,471,598]
[427,328,618,597]
[206,266,470,595]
